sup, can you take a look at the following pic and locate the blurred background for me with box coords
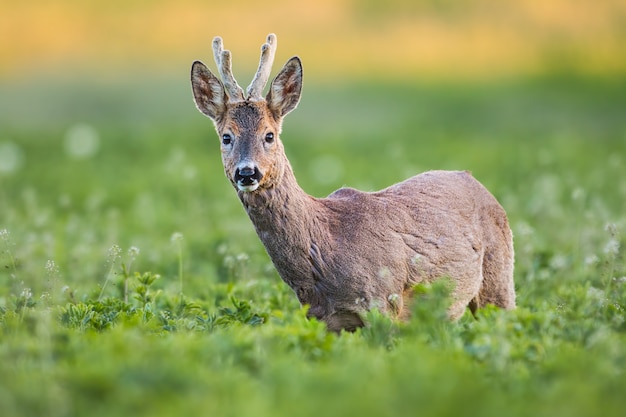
[0,0,625,292]
[1,0,625,131]
[2,0,625,81]
[1,0,624,134]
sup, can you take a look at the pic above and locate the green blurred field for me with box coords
[1,0,626,415]
[1,73,625,416]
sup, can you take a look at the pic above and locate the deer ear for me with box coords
[191,61,227,121]
[266,57,302,118]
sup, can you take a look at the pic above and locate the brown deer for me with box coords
[190,34,515,332]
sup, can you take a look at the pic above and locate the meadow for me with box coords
[0,73,625,416]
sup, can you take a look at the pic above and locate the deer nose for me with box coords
[234,164,262,192]
[237,166,256,177]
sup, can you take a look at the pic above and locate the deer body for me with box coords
[191,35,515,332]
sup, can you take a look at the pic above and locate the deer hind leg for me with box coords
[477,242,516,311]
[471,203,516,312]
[468,295,480,317]
[449,278,482,320]
[324,311,365,333]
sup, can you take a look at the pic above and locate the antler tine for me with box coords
[246,33,277,100]
[212,36,245,102]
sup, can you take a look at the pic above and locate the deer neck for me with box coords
[237,162,327,286]
[238,162,323,243]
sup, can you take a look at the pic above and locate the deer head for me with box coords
[191,34,303,193]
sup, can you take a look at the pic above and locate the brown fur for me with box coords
[191,35,515,332]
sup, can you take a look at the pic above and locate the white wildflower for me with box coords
[128,246,140,260]
[605,223,618,236]
[549,254,568,270]
[170,232,184,244]
[20,288,32,300]
[217,244,228,255]
[584,255,599,267]
[603,239,620,257]
[108,244,122,262]
[388,293,401,314]
[223,255,235,268]
[587,287,606,305]
[64,123,100,159]
[571,187,586,202]
[515,221,534,237]
[45,259,59,275]
[0,142,24,173]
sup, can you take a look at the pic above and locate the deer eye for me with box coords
[265,132,274,143]
[222,133,232,145]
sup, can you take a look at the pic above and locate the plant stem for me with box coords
[98,263,115,301]
[178,243,184,297]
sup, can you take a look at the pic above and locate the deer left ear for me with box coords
[266,57,302,118]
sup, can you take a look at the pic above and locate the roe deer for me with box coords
[191,34,515,332]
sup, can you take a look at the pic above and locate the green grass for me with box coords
[0,75,625,416]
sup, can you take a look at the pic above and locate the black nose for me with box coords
[238,167,255,177]
[235,166,262,186]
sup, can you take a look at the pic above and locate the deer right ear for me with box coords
[191,61,227,121]
[266,57,303,119]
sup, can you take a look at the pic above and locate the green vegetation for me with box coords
[1,75,625,416]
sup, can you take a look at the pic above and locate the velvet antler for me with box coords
[246,34,277,100]
[212,36,245,101]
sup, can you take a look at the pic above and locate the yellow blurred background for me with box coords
[1,0,625,82]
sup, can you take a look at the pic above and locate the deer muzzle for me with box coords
[234,164,263,192]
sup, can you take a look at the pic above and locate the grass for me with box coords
[0,74,625,416]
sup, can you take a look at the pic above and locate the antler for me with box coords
[246,33,277,100]
[212,37,245,102]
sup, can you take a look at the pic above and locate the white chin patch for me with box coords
[237,182,260,192]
